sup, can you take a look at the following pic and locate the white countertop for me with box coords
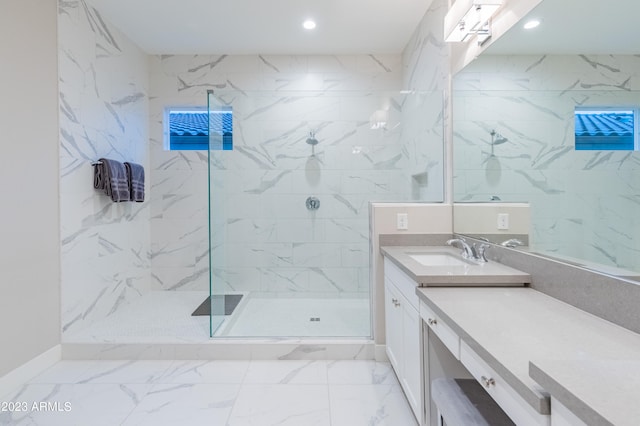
[381,246,530,286]
[417,287,640,419]
[530,359,640,426]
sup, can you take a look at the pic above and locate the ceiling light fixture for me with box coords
[302,19,316,30]
[444,0,504,44]
[523,19,541,30]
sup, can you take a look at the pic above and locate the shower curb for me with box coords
[61,340,375,361]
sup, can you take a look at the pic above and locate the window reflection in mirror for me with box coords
[452,56,640,279]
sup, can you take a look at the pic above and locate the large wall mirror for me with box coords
[452,0,640,279]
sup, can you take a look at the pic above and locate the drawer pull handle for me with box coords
[427,318,437,326]
[391,298,400,307]
[481,376,495,388]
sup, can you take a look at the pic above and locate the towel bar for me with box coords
[91,161,103,165]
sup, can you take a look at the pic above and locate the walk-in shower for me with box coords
[60,88,443,345]
[204,89,444,338]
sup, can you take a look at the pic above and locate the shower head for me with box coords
[489,129,508,145]
[306,131,319,146]
[493,135,508,145]
[306,131,319,157]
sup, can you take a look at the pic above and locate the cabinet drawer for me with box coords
[460,341,550,426]
[420,300,460,360]
[384,257,419,310]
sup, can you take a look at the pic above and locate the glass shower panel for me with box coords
[207,90,231,336]
[206,90,444,338]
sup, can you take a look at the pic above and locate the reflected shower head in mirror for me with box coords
[306,131,319,156]
[488,129,508,156]
[490,129,508,145]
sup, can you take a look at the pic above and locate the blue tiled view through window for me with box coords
[574,108,636,150]
[167,108,233,150]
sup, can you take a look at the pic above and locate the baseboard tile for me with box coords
[0,345,61,397]
[62,341,376,361]
[375,344,389,362]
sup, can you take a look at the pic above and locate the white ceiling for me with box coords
[486,0,640,55]
[85,0,434,55]
[84,0,640,57]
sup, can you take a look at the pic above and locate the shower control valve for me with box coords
[306,196,320,211]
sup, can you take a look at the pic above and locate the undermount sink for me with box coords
[408,252,472,267]
[381,246,531,286]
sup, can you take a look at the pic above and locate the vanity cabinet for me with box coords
[460,341,550,426]
[420,301,460,360]
[383,257,423,423]
[550,398,587,426]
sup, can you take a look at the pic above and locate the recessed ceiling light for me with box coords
[303,19,317,30]
[523,19,541,30]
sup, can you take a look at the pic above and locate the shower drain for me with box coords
[309,317,321,322]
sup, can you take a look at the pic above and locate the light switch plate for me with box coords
[397,213,408,230]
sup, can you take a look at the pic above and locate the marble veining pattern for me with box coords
[63,291,371,342]
[58,0,150,338]
[0,360,416,426]
[453,54,640,272]
[149,51,444,304]
[57,0,450,340]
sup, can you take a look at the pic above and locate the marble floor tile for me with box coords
[158,360,250,384]
[63,291,371,342]
[63,291,211,343]
[327,360,397,385]
[243,360,327,384]
[222,297,370,337]
[1,383,151,426]
[73,360,175,384]
[28,361,97,384]
[122,383,240,426]
[2,360,416,426]
[227,384,331,426]
[329,384,418,426]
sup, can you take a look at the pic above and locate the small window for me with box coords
[574,107,637,151]
[164,107,233,151]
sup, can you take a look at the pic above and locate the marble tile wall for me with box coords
[149,54,435,297]
[58,0,150,337]
[401,0,449,202]
[366,0,451,347]
[453,55,640,272]
[56,2,447,339]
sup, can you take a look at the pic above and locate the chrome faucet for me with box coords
[472,242,489,262]
[447,238,489,263]
[446,238,474,259]
[500,238,524,248]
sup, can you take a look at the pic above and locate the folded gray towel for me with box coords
[94,158,130,202]
[124,162,145,202]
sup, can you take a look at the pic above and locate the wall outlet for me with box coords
[397,213,409,230]
[497,213,509,230]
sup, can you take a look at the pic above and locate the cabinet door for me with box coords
[384,280,403,374]
[402,301,421,421]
